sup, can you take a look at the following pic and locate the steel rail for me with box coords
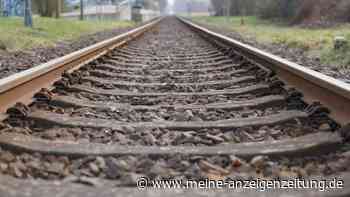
[0,18,161,121]
[178,17,350,126]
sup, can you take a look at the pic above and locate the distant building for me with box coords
[62,0,159,21]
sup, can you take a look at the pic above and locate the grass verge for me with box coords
[0,16,134,51]
[192,16,350,68]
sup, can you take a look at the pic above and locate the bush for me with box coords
[256,0,299,20]
[256,0,280,19]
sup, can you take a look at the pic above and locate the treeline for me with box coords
[33,0,64,18]
[211,0,350,24]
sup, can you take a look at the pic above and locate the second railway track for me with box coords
[0,17,350,196]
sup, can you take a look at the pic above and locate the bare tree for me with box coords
[80,0,84,20]
[34,0,61,18]
[24,0,33,27]
[211,0,224,16]
[211,0,256,16]
[224,0,231,17]
[0,0,3,15]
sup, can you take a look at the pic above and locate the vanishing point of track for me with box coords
[0,17,350,197]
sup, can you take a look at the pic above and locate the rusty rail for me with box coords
[179,17,350,126]
[0,18,161,121]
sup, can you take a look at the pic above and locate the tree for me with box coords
[210,0,224,16]
[24,0,33,27]
[211,0,256,16]
[80,0,84,20]
[34,0,61,18]
[210,0,350,24]
[143,0,160,10]
[0,0,3,15]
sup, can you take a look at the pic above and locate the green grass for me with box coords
[192,16,350,67]
[0,16,134,51]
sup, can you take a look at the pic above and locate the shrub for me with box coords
[255,0,299,20]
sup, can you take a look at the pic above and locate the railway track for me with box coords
[0,17,350,196]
